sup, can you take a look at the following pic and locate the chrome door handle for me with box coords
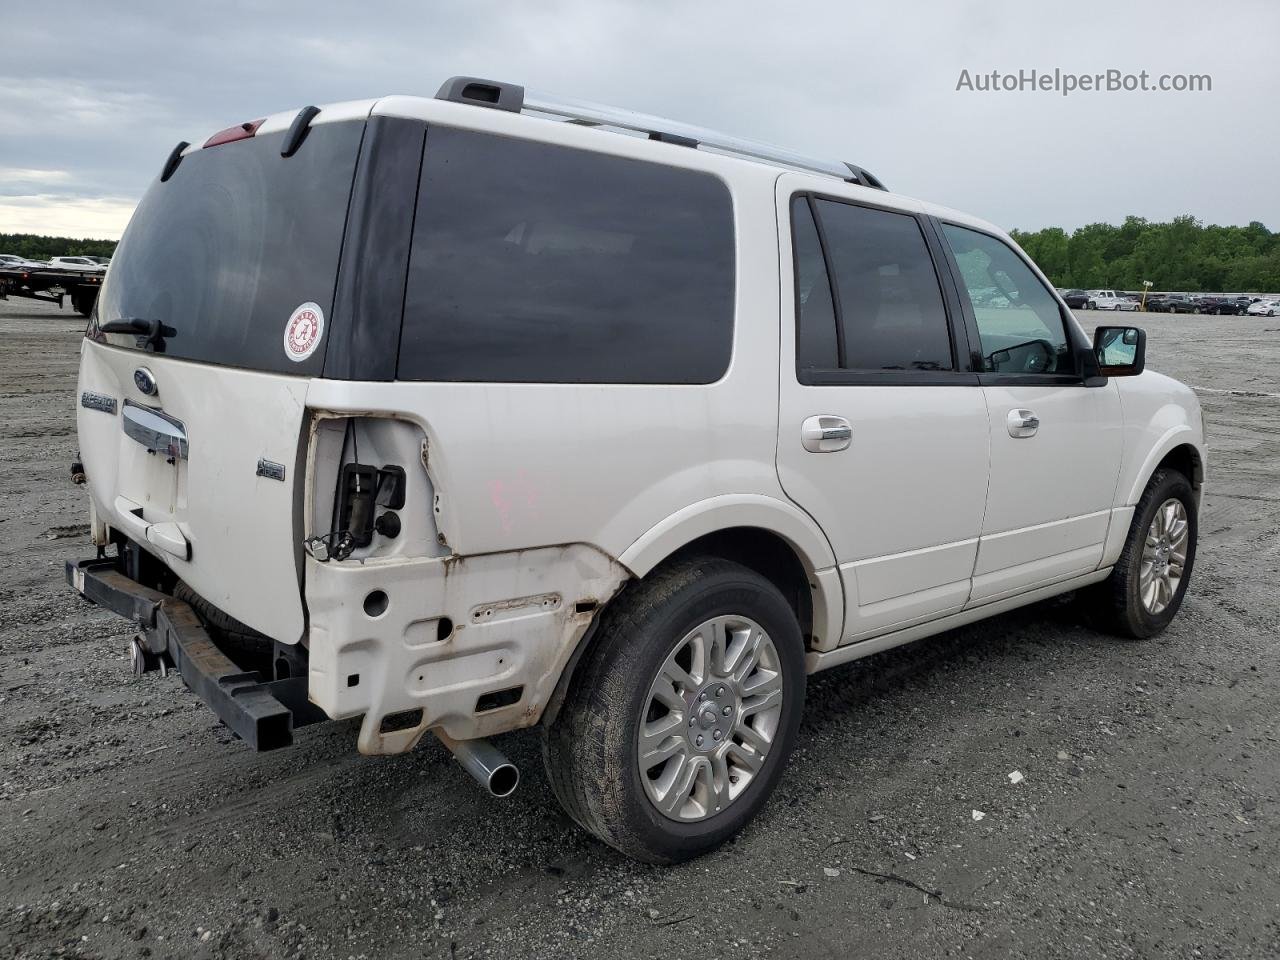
[801,415,852,453]
[1007,408,1040,438]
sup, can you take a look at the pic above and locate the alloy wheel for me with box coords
[1140,498,1189,615]
[638,615,784,822]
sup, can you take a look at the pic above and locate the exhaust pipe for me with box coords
[435,730,520,798]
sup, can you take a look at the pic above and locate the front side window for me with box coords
[810,199,954,372]
[941,224,1076,375]
[398,127,735,384]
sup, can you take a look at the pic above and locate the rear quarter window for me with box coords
[397,127,735,384]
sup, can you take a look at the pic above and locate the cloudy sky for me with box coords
[2,0,1277,240]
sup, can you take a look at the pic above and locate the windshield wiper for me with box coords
[98,317,176,351]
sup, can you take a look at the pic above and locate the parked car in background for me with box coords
[1061,289,1092,309]
[1148,294,1199,313]
[1090,290,1137,311]
[49,256,107,272]
[0,253,46,268]
[1247,299,1280,316]
[1196,296,1248,316]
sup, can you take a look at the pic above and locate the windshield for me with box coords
[95,120,364,375]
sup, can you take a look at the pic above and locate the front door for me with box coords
[936,222,1124,604]
[774,177,990,646]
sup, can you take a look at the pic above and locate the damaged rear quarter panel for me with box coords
[305,543,628,754]
[298,163,784,753]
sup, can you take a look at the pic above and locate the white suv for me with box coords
[67,77,1205,864]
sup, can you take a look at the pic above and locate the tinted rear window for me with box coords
[397,127,735,383]
[96,121,364,375]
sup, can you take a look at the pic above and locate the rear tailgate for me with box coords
[77,343,310,641]
[76,110,369,642]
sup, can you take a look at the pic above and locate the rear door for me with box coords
[775,178,990,645]
[935,221,1123,604]
[77,117,367,643]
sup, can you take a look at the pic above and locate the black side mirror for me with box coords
[1093,325,1146,377]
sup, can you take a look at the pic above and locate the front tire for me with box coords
[543,557,805,864]
[1083,468,1197,638]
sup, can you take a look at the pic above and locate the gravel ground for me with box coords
[1,297,1278,960]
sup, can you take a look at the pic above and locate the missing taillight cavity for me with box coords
[203,118,266,148]
[339,463,379,550]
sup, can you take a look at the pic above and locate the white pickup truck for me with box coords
[1089,289,1138,311]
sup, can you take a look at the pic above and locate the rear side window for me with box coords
[97,122,364,375]
[398,127,735,383]
[791,199,838,372]
[813,199,953,372]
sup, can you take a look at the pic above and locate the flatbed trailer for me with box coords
[0,265,104,316]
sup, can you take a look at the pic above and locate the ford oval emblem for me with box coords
[133,367,157,396]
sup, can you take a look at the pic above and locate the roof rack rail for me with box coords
[434,76,886,190]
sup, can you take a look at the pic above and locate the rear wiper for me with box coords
[99,317,176,351]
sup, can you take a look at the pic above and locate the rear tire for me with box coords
[543,557,805,864]
[1082,468,1197,638]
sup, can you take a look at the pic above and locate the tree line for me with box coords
[1010,216,1280,293]
[1,233,118,261]
[6,216,1279,293]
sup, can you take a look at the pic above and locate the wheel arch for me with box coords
[541,497,843,728]
[1126,431,1205,506]
[617,494,841,647]
[1154,442,1203,489]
